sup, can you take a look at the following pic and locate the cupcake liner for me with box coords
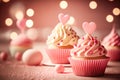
[106,49,120,61]
[10,46,32,56]
[69,57,109,77]
[45,49,71,64]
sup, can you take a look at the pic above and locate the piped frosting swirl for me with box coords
[10,33,32,46]
[71,34,106,58]
[46,23,79,49]
[102,26,120,47]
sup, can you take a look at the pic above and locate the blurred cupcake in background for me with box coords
[46,13,79,64]
[10,33,32,56]
[102,26,120,61]
[69,22,109,76]
[9,19,33,57]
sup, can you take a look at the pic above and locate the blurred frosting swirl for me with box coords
[102,26,120,47]
[46,23,79,49]
[71,34,106,58]
[10,33,32,46]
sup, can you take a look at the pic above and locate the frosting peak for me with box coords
[46,23,79,49]
[102,26,120,46]
[71,34,106,58]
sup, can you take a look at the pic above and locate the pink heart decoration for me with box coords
[58,13,70,25]
[16,18,26,33]
[82,22,96,34]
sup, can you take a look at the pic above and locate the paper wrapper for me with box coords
[69,57,109,77]
[45,49,71,64]
[107,49,120,61]
[10,46,32,56]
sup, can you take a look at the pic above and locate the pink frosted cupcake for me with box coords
[102,26,120,61]
[10,33,32,56]
[10,18,32,57]
[69,22,109,76]
[46,13,79,64]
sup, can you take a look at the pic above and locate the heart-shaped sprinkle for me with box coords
[82,22,96,34]
[58,13,70,25]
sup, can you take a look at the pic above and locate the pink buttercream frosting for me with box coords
[10,33,32,46]
[71,34,106,58]
[102,26,120,47]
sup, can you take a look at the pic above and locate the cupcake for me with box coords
[46,13,79,64]
[102,26,120,61]
[9,19,32,57]
[69,22,109,76]
[10,33,32,56]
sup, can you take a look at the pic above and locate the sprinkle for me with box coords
[92,37,94,40]
[74,52,77,55]
[98,47,102,50]
[74,35,76,37]
[89,51,93,55]
[94,40,98,44]
[101,45,104,48]
[103,50,106,53]
[68,34,70,36]
[74,44,77,47]
[82,37,84,40]
[60,40,63,42]
[90,44,92,47]
[57,43,60,45]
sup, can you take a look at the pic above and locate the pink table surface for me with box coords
[0,42,120,80]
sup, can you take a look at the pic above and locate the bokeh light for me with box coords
[112,7,120,16]
[2,0,10,3]
[108,0,114,2]
[10,32,18,40]
[106,14,114,23]
[59,0,68,9]
[26,19,34,28]
[26,8,34,17]
[5,18,13,26]
[89,1,97,9]
[67,16,75,25]
[26,28,38,40]
[9,2,25,19]
[15,11,24,20]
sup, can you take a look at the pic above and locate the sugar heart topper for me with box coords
[16,18,26,33]
[58,13,70,25]
[82,22,96,34]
